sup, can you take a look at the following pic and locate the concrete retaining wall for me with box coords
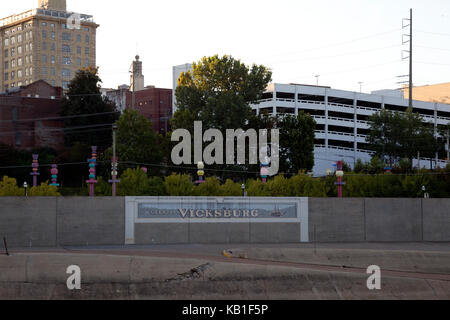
[0,197,449,247]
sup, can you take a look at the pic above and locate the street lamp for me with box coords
[23,182,28,197]
[241,183,246,197]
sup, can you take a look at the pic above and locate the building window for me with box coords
[85,27,89,32]
[77,58,81,66]
[42,54,47,62]
[4,73,8,81]
[62,23,67,29]
[42,22,47,26]
[50,43,55,51]
[51,80,55,86]
[10,36,15,44]
[11,71,15,80]
[50,23,55,28]
[29,30,32,39]
[85,47,89,55]
[4,38,8,46]
[17,46,22,55]
[62,81,69,89]
[62,69,70,77]
[85,35,89,43]
[77,34,81,42]
[85,59,89,67]
[12,107,18,121]
[11,59,15,68]
[51,55,55,64]
[17,81,22,87]
[15,132,21,146]
[51,67,55,76]
[25,68,29,76]
[17,70,22,78]
[17,34,22,43]
[42,42,47,50]
[51,31,55,40]
[11,48,15,57]
[25,32,29,41]
[29,67,33,75]
[4,61,8,70]
[62,45,70,53]
[30,43,33,51]
[77,46,81,54]
[42,67,47,75]
[30,55,33,63]
[62,33,70,41]
[62,57,71,65]
[4,49,7,58]
[18,58,22,66]
[42,30,47,38]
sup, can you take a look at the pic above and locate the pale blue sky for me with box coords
[3,0,450,92]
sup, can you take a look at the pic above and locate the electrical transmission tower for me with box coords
[400,9,413,109]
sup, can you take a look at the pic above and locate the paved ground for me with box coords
[1,243,450,299]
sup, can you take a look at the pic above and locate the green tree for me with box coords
[0,176,23,196]
[103,108,164,176]
[61,67,119,149]
[172,55,272,132]
[277,112,316,174]
[367,109,438,167]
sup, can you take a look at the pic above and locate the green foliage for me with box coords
[193,177,221,196]
[102,108,164,176]
[288,173,327,197]
[61,67,119,149]
[29,182,61,196]
[164,173,194,196]
[117,168,165,196]
[219,179,243,196]
[0,176,60,196]
[278,112,316,173]
[172,55,272,132]
[367,109,440,166]
[0,176,23,196]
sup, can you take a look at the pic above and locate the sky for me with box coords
[3,0,450,92]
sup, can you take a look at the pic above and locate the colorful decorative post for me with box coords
[86,146,98,197]
[108,157,120,197]
[260,163,269,184]
[30,154,40,187]
[335,161,345,198]
[196,161,205,184]
[49,165,59,187]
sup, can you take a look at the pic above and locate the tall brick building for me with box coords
[0,0,98,91]
[0,80,64,151]
[125,86,172,135]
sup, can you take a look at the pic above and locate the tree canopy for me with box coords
[172,55,272,132]
[61,67,119,150]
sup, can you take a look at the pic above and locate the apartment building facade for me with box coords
[0,0,98,92]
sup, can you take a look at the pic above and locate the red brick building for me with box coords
[0,80,64,151]
[125,86,172,134]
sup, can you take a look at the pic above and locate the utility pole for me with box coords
[402,9,413,108]
[358,82,363,93]
[109,124,120,196]
[315,75,320,86]
[409,8,413,109]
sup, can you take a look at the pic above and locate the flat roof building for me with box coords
[251,83,450,175]
[0,0,98,92]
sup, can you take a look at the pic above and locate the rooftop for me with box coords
[0,8,95,28]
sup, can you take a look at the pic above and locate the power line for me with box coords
[0,123,115,136]
[254,28,402,61]
[0,111,120,124]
